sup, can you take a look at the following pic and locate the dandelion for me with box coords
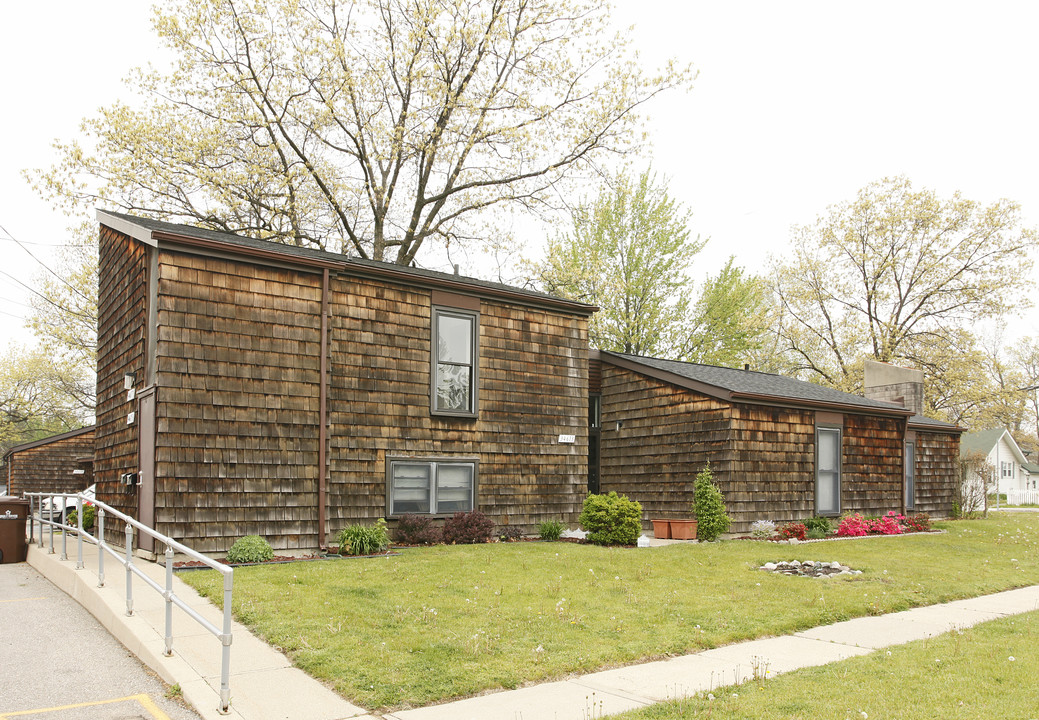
[1009,656,1016,662]
[707,693,715,701]
[732,692,739,698]
[860,713,868,719]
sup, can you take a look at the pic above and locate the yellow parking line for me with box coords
[0,693,172,720]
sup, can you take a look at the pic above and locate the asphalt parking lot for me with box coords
[0,561,202,720]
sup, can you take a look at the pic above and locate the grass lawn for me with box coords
[180,513,1039,711]
[615,610,1039,719]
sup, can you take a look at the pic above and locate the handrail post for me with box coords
[48,503,55,554]
[164,544,174,657]
[97,508,106,587]
[76,496,84,570]
[60,496,68,561]
[125,522,134,616]
[219,569,234,714]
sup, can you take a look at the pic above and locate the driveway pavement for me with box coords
[0,562,201,720]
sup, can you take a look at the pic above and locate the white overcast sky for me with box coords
[3,1,1039,350]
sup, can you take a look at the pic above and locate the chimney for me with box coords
[863,359,924,416]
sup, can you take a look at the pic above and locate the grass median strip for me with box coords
[180,513,1039,710]
[615,610,1039,720]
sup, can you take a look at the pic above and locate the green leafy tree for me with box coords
[538,169,706,356]
[0,345,92,456]
[682,257,769,366]
[31,0,691,265]
[771,176,1038,405]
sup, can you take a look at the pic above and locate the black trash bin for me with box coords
[0,498,30,564]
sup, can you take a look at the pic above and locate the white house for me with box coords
[959,428,1030,506]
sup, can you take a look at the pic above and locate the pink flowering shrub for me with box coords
[836,513,870,537]
[869,512,904,535]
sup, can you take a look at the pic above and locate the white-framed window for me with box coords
[431,307,478,416]
[387,458,477,516]
[816,426,841,516]
[1001,461,1015,478]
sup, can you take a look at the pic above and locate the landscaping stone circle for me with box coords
[759,560,862,578]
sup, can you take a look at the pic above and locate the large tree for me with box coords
[537,169,705,356]
[771,176,1038,397]
[32,0,690,265]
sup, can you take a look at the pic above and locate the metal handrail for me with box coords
[24,491,234,714]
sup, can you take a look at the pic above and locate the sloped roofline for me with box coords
[961,427,1028,464]
[3,425,96,462]
[97,210,597,316]
[596,350,916,418]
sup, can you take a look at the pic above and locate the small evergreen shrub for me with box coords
[226,535,274,564]
[537,519,565,541]
[579,492,642,546]
[778,522,807,541]
[394,514,443,545]
[498,525,523,542]
[802,516,833,535]
[338,519,390,555]
[443,511,494,544]
[749,519,776,539]
[806,527,829,540]
[692,465,731,542]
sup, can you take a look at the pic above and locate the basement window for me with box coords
[387,458,477,516]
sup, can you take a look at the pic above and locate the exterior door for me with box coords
[904,441,916,511]
[137,387,157,553]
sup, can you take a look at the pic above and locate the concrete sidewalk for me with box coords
[26,536,1039,720]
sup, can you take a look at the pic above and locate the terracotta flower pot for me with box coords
[651,519,671,539]
[669,519,698,540]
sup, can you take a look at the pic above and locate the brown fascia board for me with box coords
[138,225,596,317]
[908,418,965,434]
[600,352,913,419]
[3,425,96,461]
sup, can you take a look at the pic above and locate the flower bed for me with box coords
[837,511,932,537]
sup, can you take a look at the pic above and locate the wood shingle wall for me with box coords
[5,428,94,498]
[95,226,148,533]
[598,365,732,525]
[153,252,324,551]
[914,430,960,517]
[728,404,816,531]
[840,414,905,516]
[326,275,588,535]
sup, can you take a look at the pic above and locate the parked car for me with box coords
[38,484,96,520]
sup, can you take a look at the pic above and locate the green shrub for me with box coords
[803,516,833,535]
[226,535,274,564]
[579,492,642,546]
[66,503,96,530]
[442,511,494,544]
[537,519,565,542]
[692,464,731,542]
[806,527,829,540]
[338,519,390,556]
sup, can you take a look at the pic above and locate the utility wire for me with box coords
[0,223,92,303]
[0,269,94,321]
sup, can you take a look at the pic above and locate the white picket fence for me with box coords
[1005,489,1039,506]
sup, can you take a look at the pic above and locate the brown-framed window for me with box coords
[904,440,916,511]
[816,426,841,516]
[431,307,479,417]
[387,457,478,516]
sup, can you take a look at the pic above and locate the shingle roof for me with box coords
[600,352,957,430]
[959,427,1027,462]
[98,210,596,314]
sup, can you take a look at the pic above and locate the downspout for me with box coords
[318,268,329,549]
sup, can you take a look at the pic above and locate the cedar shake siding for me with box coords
[840,413,905,516]
[598,364,732,522]
[95,211,592,553]
[913,429,960,517]
[728,404,816,529]
[153,252,324,550]
[4,427,95,498]
[327,278,588,533]
[95,225,149,532]
[596,352,962,534]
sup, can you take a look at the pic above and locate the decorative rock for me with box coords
[758,559,861,578]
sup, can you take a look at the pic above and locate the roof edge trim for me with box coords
[97,209,157,247]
